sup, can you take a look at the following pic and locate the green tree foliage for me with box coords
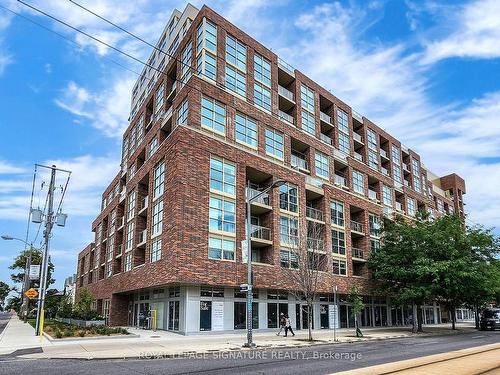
[347,286,364,337]
[9,248,55,287]
[0,281,11,310]
[5,295,21,312]
[73,288,101,320]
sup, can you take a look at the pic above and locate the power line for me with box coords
[23,164,37,249]
[56,172,71,214]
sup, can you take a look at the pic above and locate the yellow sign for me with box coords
[25,288,38,299]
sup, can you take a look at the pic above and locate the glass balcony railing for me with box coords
[306,206,324,221]
[353,133,363,143]
[278,110,295,125]
[291,153,309,170]
[250,225,271,241]
[352,247,364,259]
[246,187,270,206]
[368,189,378,201]
[319,133,333,145]
[380,149,389,159]
[278,57,295,76]
[350,220,364,233]
[307,237,324,252]
[334,174,347,187]
[354,152,363,162]
[278,85,295,102]
[320,111,331,124]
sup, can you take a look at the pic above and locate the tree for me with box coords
[73,288,101,320]
[347,285,364,337]
[9,248,55,286]
[282,221,326,341]
[0,281,11,311]
[5,295,21,312]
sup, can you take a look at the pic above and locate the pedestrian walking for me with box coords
[284,314,295,337]
[276,313,286,336]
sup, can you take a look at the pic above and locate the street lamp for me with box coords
[244,179,286,347]
[1,235,37,322]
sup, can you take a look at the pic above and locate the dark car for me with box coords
[480,308,500,330]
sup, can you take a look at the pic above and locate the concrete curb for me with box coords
[42,331,139,342]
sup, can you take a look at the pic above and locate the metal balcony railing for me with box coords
[319,133,333,145]
[278,85,295,102]
[353,133,363,143]
[250,225,271,241]
[320,111,331,124]
[139,229,147,244]
[368,189,378,201]
[380,167,389,176]
[354,152,363,162]
[396,202,403,212]
[306,206,324,221]
[380,149,388,159]
[350,220,364,233]
[278,57,295,75]
[334,174,347,187]
[352,248,364,259]
[278,110,295,125]
[291,152,309,171]
[246,187,270,206]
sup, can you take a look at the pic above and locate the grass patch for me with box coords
[28,318,129,338]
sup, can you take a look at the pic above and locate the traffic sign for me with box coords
[25,288,38,300]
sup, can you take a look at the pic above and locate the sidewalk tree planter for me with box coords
[29,319,128,339]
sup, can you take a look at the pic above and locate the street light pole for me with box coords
[244,179,285,348]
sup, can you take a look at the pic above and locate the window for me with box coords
[383,185,392,206]
[106,235,114,261]
[122,136,129,164]
[301,110,315,135]
[368,150,378,169]
[411,158,420,176]
[136,116,144,145]
[208,237,235,260]
[127,191,136,220]
[177,99,188,125]
[279,183,298,213]
[333,259,347,276]
[393,165,402,184]
[152,200,164,237]
[265,128,284,159]
[414,177,421,193]
[391,145,400,164]
[337,110,349,134]
[124,253,132,272]
[150,237,161,262]
[367,128,377,150]
[180,41,192,84]
[369,214,381,237]
[201,97,226,134]
[153,162,165,199]
[280,216,298,246]
[209,195,236,233]
[352,170,364,194]
[225,65,246,97]
[226,35,246,71]
[126,222,134,250]
[315,151,329,179]
[300,84,315,113]
[148,137,158,159]
[210,157,236,195]
[280,249,298,269]
[407,197,416,216]
[197,49,216,80]
[129,126,136,154]
[197,18,217,54]
[338,132,350,154]
[254,53,271,86]
[331,230,346,255]
[254,82,271,111]
[235,113,257,147]
[155,85,164,114]
[370,239,380,252]
[330,200,345,227]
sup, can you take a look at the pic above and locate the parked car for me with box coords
[479,308,500,330]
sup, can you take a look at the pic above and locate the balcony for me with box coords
[319,133,333,146]
[368,189,378,202]
[350,220,364,234]
[278,110,295,125]
[320,111,332,125]
[380,149,389,160]
[138,195,148,216]
[278,57,295,77]
[394,181,404,191]
[246,187,271,214]
[166,81,177,102]
[307,237,325,252]
[291,152,309,172]
[117,216,125,230]
[119,187,126,202]
[352,110,363,123]
[116,244,123,257]
[334,174,347,188]
[278,85,295,103]
[403,163,411,173]
[353,133,364,144]
[306,206,324,222]
[380,167,389,176]
[250,225,272,247]
[333,149,348,162]
[138,229,147,247]
[396,201,403,212]
[404,179,411,188]
[352,248,365,260]
[354,152,363,162]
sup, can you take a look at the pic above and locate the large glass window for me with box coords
[234,301,258,329]
[201,97,226,134]
[407,198,416,216]
[126,222,134,250]
[196,19,217,80]
[301,110,315,135]
[280,216,299,246]
[279,183,298,213]
[254,53,271,86]
[209,195,236,233]
[369,214,381,237]
[265,128,284,159]
[226,35,246,71]
[391,145,401,164]
[383,185,392,206]
[338,132,350,154]
[352,170,364,194]
[225,65,246,97]
[333,259,347,276]
[235,113,257,147]
[150,237,161,262]
[337,110,349,134]
[155,85,164,114]
[210,157,236,195]
[254,82,271,111]
[127,191,136,220]
[315,151,329,179]
[300,84,315,113]
[152,200,164,236]
[177,99,188,125]
[180,41,192,84]
[196,50,216,80]
[153,162,165,199]
[368,150,378,169]
[280,249,298,268]
[331,230,346,255]
[367,128,377,150]
[330,200,345,227]
[208,237,235,260]
[124,253,132,272]
[393,165,402,184]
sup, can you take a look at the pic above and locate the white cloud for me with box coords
[421,0,500,64]
[0,161,26,174]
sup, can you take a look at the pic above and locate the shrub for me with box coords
[78,330,85,337]
[54,329,63,339]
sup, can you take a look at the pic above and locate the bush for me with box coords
[54,329,63,339]
[78,330,85,337]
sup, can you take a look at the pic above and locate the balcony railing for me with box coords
[352,110,363,122]
[334,174,347,187]
[352,248,364,259]
[139,229,147,244]
[350,220,364,233]
[368,189,378,201]
[320,111,331,124]
[278,85,295,102]
[396,202,403,212]
[307,237,324,252]
[278,110,295,125]
[246,187,270,206]
[404,179,411,187]
[380,149,389,159]
[354,152,363,162]
[319,133,333,145]
[380,167,389,176]
[139,195,148,212]
[353,133,363,143]
[291,152,309,171]
[278,57,295,76]
[403,163,411,172]
[306,206,324,222]
[118,216,125,229]
[250,225,271,241]
[167,81,177,101]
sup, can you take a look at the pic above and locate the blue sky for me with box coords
[0,0,499,294]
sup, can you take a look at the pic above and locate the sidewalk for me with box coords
[0,315,477,360]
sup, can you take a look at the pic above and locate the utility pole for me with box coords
[21,248,32,322]
[35,165,56,336]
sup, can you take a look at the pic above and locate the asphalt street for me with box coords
[0,329,498,374]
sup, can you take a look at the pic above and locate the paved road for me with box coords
[0,330,498,374]
[0,312,10,336]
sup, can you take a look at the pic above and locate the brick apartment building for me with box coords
[76,3,466,333]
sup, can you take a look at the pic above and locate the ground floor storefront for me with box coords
[99,284,442,334]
